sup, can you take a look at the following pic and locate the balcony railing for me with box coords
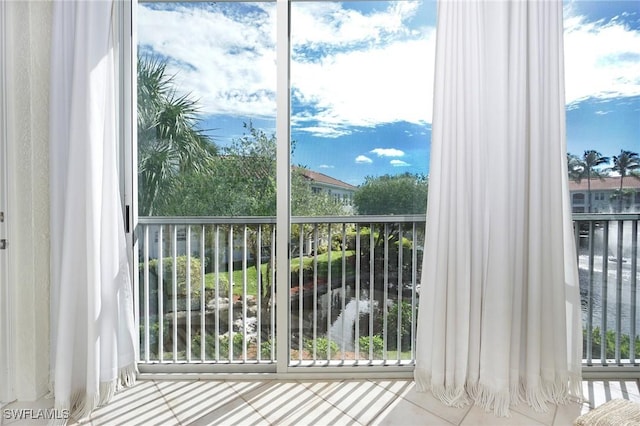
[136,213,639,371]
[573,214,639,367]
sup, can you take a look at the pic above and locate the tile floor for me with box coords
[1,378,639,425]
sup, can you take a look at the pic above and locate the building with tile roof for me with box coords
[568,176,640,213]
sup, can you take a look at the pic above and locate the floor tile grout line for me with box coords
[151,379,184,425]
[233,380,275,421]
[295,379,365,425]
[301,378,404,425]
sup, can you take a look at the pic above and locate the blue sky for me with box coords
[138,0,639,187]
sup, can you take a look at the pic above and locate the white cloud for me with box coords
[371,148,405,157]
[319,164,334,169]
[291,36,435,136]
[564,11,640,105]
[136,1,640,135]
[390,159,410,167]
[138,2,435,137]
[291,2,420,51]
[355,155,373,164]
[138,3,277,118]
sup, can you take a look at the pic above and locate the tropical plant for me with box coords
[137,57,216,216]
[568,150,610,213]
[610,150,640,212]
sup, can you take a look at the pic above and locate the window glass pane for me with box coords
[564,1,640,364]
[137,2,276,217]
[137,1,277,363]
[565,1,640,214]
[290,0,436,216]
[287,0,434,364]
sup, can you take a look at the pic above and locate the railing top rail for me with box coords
[138,216,278,225]
[572,213,640,221]
[291,214,426,224]
[138,213,638,226]
[138,214,427,225]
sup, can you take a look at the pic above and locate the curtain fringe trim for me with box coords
[414,368,583,417]
[49,363,138,426]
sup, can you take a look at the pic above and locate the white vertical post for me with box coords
[275,0,291,374]
[0,0,14,406]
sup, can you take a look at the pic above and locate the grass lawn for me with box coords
[204,250,356,298]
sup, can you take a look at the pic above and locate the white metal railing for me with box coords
[136,213,639,371]
[136,217,277,367]
[573,214,639,367]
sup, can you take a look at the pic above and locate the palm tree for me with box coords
[567,153,583,182]
[610,150,640,212]
[137,57,216,216]
[569,150,610,213]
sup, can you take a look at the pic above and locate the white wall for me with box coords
[3,0,52,401]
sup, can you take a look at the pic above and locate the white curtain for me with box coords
[414,0,583,417]
[49,0,137,420]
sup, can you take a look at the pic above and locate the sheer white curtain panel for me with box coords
[414,0,583,417]
[49,0,137,421]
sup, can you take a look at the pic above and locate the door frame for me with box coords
[0,0,15,405]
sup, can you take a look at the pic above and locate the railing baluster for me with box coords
[158,226,164,363]
[355,223,361,362]
[270,225,276,362]
[397,224,403,362]
[228,225,234,361]
[256,225,263,362]
[172,225,178,362]
[312,224,319,362]
[200,225,206,362]
[327,225,333,361]
[242,225,248,362]
[186,225,192,362]
[383,223,389,363]
[615,220,623,363]
[341,223,347,363]
[411,221,418,365]
[214,225,220,361]
[631,220,638,364]
[143,225,150,362]
[587,220,594,364]
[369,223,375,364]
[298,225,304,362]
[601,221,609,364]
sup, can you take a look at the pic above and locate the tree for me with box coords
[568,150,610,213]
[137,57,216,216]
[610,150,640,212]
[353,173,428,215]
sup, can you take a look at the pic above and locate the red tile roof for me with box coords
[294,167,357,191]
[568,176,640,191]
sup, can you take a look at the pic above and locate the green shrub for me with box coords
[218,332,245,358]
[260,339,275,360]
[147,255,202,297]
[386,301,415,351]
[190,332,246,359]
[305,337,339,359]
[359,335,384,356]
[585,327,640,360]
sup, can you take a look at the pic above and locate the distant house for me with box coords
[569,176,640,213]
[294,167,357,211]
